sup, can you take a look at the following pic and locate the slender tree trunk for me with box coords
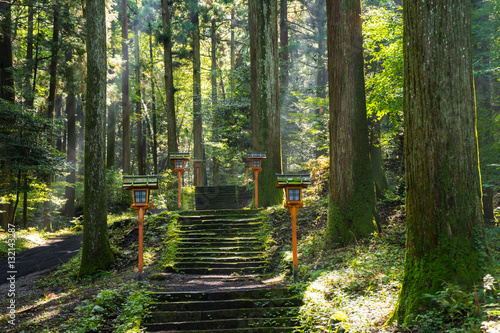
[106,101,116,169]
[135,25,145,175]
[0,2,14,102]
[150,33,158,174]
[77,94,85,176]
[370,119,389,199]
[249,0,283,207]
[211,16,219,186]
[161,0,178,169]
[55,94,63,151]
[122,0,131,175]
[64,49,76,217]
[279,0,288,95]
[325,0,379,244]
[192,2,205,186]
[391,0,487,324]
[25,0,34,108]
[23,175,28,229]
[80,0,114,276]
[230,7,235,97]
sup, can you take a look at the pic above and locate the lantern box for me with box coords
[247,152,266,172]
[170,152,190,172]
[123,175,159,208]
[276,174,311,206]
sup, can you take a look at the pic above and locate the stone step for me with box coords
[176,250,263,257]
[151,296,302,312]
[176,256,265,262]
[176,266,266,275]
[175,260,267,269]
[152,288,297,302]
[149,307,300,323]
[176,247,263,253]
[178,241,263,248]
[153,327,299,333]
[145,317,299,331]
[178,223,262,230]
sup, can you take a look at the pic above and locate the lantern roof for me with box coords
[276,174,311,186]
[247,152,266,159]
[123,175,159,189]
[169,152,190,160]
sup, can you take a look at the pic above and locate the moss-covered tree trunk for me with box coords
[121,0,131,175]
[210,17,219,186]
[392,0,487,324]
[248,0,283,207]
[161,0,178,170]
[325,0,379,244]
[134,25,145,175]
[79,0,114,276]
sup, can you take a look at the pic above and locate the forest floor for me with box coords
[0,202,498,333]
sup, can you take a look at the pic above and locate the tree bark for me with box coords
[391,0,487,324]
[122,0,131,175]
[106,101,116,169]
[64,48,76,217]
[25,0,34,108]
[313,0,327,157]
[249,0,283,207]
[80,0,114,276]
[211,16,219,186]
[150,33,158,174]
[230,6,235,97]
[279,0,289,96]
[325,0,379,244]
[161,0,178,169]
[192,2,205,186]
[0,2,14,102]
[135,25,145,175]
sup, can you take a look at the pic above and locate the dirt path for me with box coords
[0,234,82,285]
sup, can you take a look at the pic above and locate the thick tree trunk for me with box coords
[80,0,114,276]
[122,0,131,175]
[161,0,178,169]
[392,0,487,324]
[192,3,205,186]
[248,0,283,207]
[325,0,379,244]
[64,49,77,217]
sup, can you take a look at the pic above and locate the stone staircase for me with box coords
[145,287,302,332]
[173,210,267,275]
[145,210,303,332]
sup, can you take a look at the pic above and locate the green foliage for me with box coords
[75,287,153,333]
[158,212,179,270]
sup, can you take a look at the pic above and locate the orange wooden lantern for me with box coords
[170,152,190,209]
[247,152,266,208]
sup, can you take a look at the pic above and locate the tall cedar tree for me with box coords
[391,0,487,324]
[80,0,114,276]
[122,0,131,174]
[248,0,283,207]
[192,0,205,186]
[161,0,178,169]
[135,25,146,174]
[211,13,219,186]
[325,0,380,244]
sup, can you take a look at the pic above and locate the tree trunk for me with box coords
[64,49,77,217]
[23,175,28,229]
[279,0,288,96]
[230,7,235,97]
[211,16,219,186]
[150,33,158,174]
[77,94,85,176]
[249,0,283,207]
[192,2,205,186]
[122,0,131,175]
[0,2,14,102]
[161,0,178,169]
[80,0,114,276]
[135,25,145,175]
[106,101,116,169]
[325,0,379,244]
[25,0,34,108]
[391,0,487,324]
[314,0,327,157]
[370,119,389,200]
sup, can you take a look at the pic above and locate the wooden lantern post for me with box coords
[276,174,310,282]
[170,152,190,209]
[123,175,159,279]
[193,159,203,187]
[247,152,266,208]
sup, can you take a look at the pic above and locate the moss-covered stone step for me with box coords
[177,256,265,262]
[177,247,264,258]
[177,231,261,238]
[145,317,299,331]
[152,327,299,333]
[175,260,267,268]
[149,306,300,322]
[178,240,263,248]
[152,287,298,302]
[176,266,266,275]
